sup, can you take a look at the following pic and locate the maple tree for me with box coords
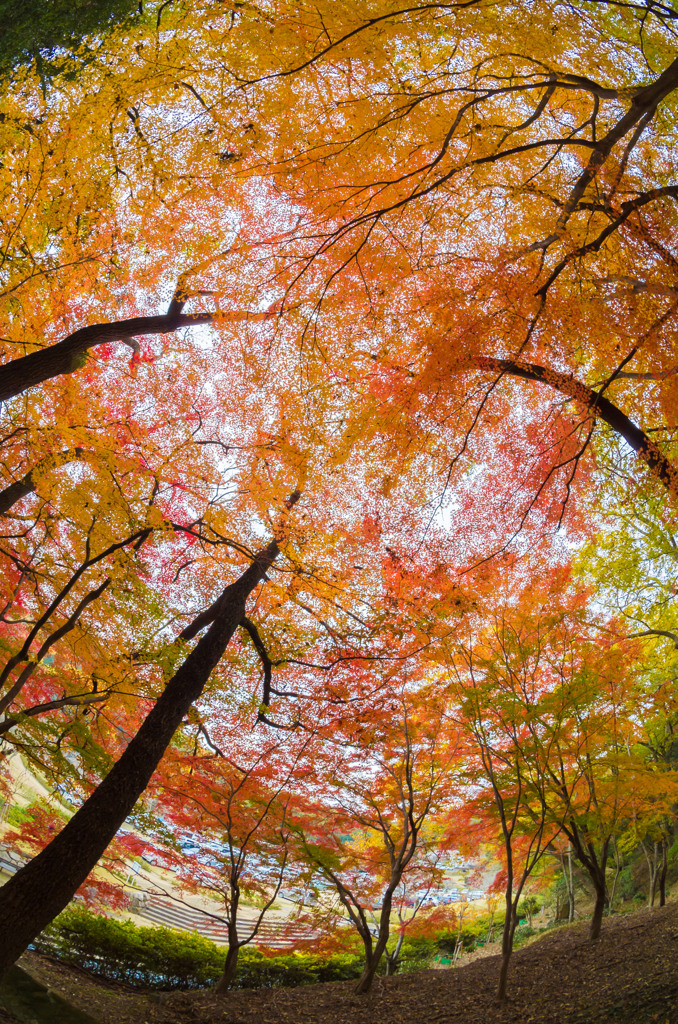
[150,0,678,525]
[447,593,564,1000]
[157,736,313,993]
[0,0,677,987]
[441,566,678,1000]
[615,677,678,909]
[292,680,456,994]
[577,431,678,659]
[377,855,450,975]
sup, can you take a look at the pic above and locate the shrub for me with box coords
[234,950,365,988]
[513,923,536,947]
[396,939,436,972]
[32,907,367,991]
[5,804,33,827]
[615,865,640,903]
[437,910,506,953]
[33,908,225,989]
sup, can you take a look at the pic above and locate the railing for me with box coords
[129,894,319,949]
[0,844,25,878]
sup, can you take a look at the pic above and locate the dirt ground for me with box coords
[16,902,678,1024]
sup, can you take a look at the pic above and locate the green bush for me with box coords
[33,908,224,989]
[5,804,33,827]
[233,950,365,988]
[437,910,506,954]
[32,907,366,991]
[615,865,640,903]
[396,939,436,972]
[513,923,537,947]
[516,896,541,922]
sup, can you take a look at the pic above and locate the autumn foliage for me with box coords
[0,0,676,1005]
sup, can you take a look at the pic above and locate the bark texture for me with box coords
[497,899,517,1002]
[659,840,668,908]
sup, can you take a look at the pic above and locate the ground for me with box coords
[11,903,678,1024]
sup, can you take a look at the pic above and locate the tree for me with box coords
[190,0,678,523]
[2,797,140,911]
[293,681,456,994]
[577,430,678,661]
[1,0,678,983]
[0,524,289,977]
[448,594,567,1001]
[550,841,577,924]
[519,618,675,940]
[158,736,312,993]
[379,858,445,976]
[616,683,678,910]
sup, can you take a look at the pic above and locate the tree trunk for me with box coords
[0,542,279,980]
[479,358,678,500]
[497,921,513,1003]
[608,838,622,917]
[355,916,393,994]
[589,882,606,941]
[496,897,516,1002]
[497,950,511,1004]
[215,879,242,995]
[215,944,240,994]
[567,847,575,923]
[354,881,401,994]
[640,840,659,908]
[658,839,668,908]
[354,933,380,996]
[384,931,404,976]
[566,830,608,942]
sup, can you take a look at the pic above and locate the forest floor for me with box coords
[12,902,678,1024]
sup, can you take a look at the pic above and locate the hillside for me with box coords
[8,903,678,1024]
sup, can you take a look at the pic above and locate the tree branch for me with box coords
[0,306,276,403]
[473,357,678,499]
[0,690,111,736]
[0,448,86,516]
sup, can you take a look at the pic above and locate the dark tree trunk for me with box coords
[650,843,659,908]
[589,883,606,941]
[565,828,609,942]
[215,878,242,996]
[0,541,279,979]
[497,894,517,1002]
[354,884,399,994]
[640,840,660,908]
[215,944,240,994]
[355,929,392,995]
[497,950,511,1004]
[608,837,623,917]
[354,952,378,995]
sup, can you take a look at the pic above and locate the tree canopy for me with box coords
[0,0,676,1000]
